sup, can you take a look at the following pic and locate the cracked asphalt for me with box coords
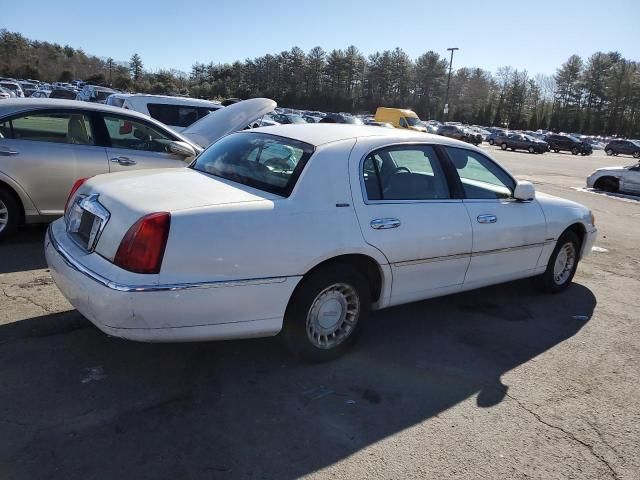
[0,149,638,479]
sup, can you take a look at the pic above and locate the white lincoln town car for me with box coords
[46,124,597,360]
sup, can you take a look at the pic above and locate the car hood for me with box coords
[593,166,627,173]
[181,98,277,148]
[536,191,590,215]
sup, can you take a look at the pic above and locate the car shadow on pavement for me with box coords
[0,280,596,479]
[0,225,47,274]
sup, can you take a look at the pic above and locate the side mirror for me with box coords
[168,141,197,158]
[514,181,535,201]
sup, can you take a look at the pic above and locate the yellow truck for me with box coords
[374,107,427,132]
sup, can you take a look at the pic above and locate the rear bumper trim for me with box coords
[47,223,287,293]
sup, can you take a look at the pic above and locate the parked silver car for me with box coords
[0,98,274,240]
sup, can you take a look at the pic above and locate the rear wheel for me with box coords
[282,264,371,362]
[0,188,20,242]
[633,151,640,159]
[554,148,560,153]
[535,230,580,293]
[605,148,613,156]
[501,143,507,150]
[571,147,579,155]
[489,139,495,145]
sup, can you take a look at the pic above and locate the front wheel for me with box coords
[571,147,579,155]
[489,139,495,145]
[605,148,613,156]
[501,143,507,150]
[0,188,20,242]
[528,146,535,153]
[633,151,640,159]
[535,230,580,293]
[282,264,371,362]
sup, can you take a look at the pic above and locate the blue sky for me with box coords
[3,0,639,75]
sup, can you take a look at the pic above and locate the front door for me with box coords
[621,165,640,194]
[0,110,108,216]
[351,143,472,306]
[444,146,548,288]
[99,114,188,172]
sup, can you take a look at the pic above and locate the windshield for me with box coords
[404,116,421,127]
[191,132,314,197]
[285,114,307,124]
[342,116,363,125]
[95,90,114,100]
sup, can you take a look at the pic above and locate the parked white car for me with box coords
[105,94,223,134]
[46,125,597,360]
[586,162,640,195]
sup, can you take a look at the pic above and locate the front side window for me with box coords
[191,132,314,197]
[102,115,174,152]
[446,147,514,199]
[362,146,450,201]
[6,112,94,145]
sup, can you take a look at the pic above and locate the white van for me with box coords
[106,94,223,132]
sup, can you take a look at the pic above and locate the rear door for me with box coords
[350,142,472,306]
[0,109,108,216]
[444,146,548,287]
[98,113,189,172]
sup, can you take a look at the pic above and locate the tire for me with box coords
[0,187,20,242]
[594,176,619,193]
[510,147,516,151]
[535,230,580,293]
[633,151,640,159]
[571,147,579,155]
[281,264,371,362]
[528,146,535,154]
[501,143,507,150]
[554,149,560,153]
[489,139,494,145]
[605,148,613,156]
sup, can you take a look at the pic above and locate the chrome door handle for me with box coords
[110,156,137,166]
[370,218,401,229]
[0,146,18,155]
[477,214,497,224]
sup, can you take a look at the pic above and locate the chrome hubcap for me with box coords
[306,283,360,349]
[0,199,8,233]
[553,242,576,285]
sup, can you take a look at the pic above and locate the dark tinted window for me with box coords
[147,103,219,127]
[191,132,314,197]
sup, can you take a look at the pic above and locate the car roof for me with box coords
[0,98,155,121]
[251,123,480,150]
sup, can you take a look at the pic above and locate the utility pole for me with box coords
[443,47,459,121]
[107,57,114,86]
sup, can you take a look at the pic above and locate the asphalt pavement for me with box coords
[1,148,638,479]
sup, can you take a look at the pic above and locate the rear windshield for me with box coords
[191,132,314,197]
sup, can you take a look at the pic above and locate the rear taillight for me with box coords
[114,212,171,274]
[65,177,89,211]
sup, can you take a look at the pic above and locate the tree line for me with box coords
[1,29,638,137]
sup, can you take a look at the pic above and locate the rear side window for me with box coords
[3,112,94,145]
[362,146,450,201]
[446,147,514,199]
[146,103,218,127]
